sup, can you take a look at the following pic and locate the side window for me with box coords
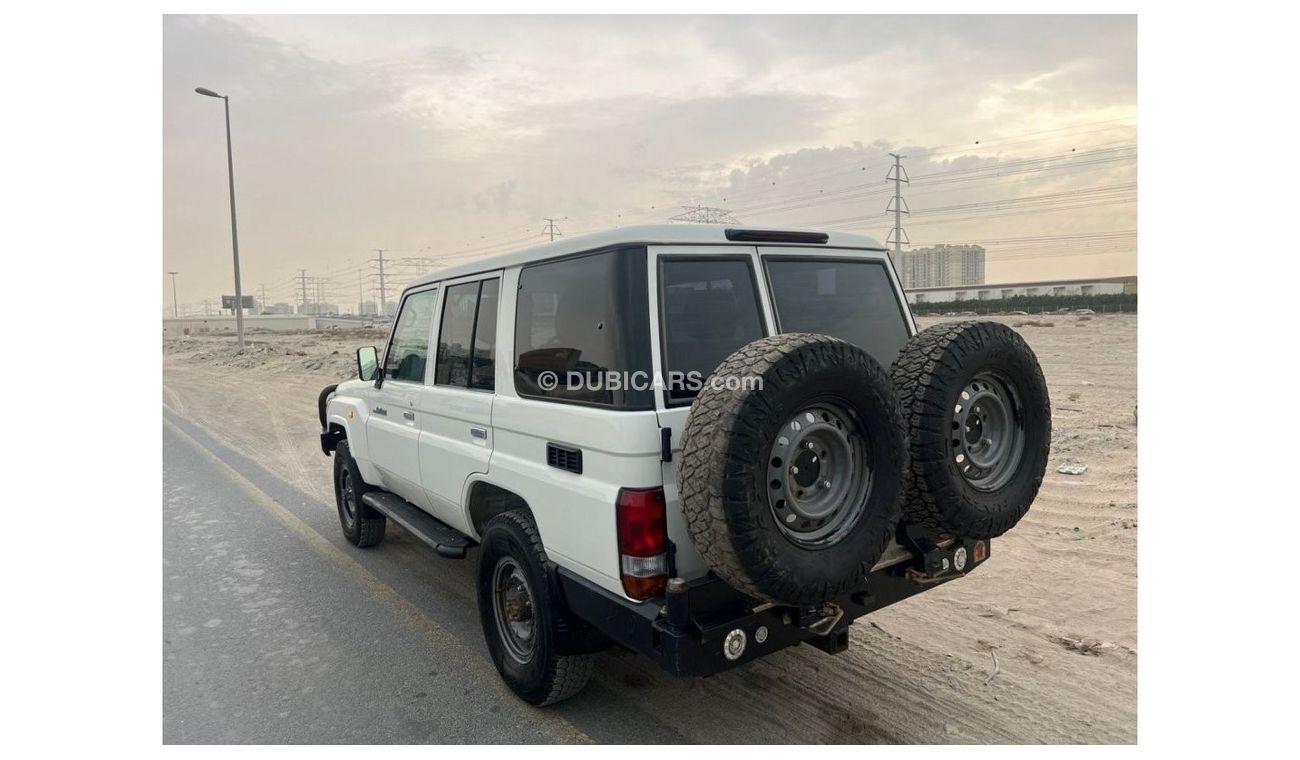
[514,247,653,409]
[659,258,765,403]
[470,279,499,391]
[383,289,437,383]
[435,282,480,387]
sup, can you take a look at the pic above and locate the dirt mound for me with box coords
[164,331,366,379]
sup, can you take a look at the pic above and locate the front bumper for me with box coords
[557,537,990,677]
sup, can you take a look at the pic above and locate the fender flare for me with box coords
[320,395,368,459]
[317,384,338,430]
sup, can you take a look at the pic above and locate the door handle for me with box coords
[403,411,416,421]
[470,427,488,440]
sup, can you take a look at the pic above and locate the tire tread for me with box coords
[890,320,1051,538]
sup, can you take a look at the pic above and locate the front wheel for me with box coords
[476,511,594,706]
[333,440,386,548]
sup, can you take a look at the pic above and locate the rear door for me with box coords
[416,273,501,532]
[367,286,439,508]
[649,246,775,580]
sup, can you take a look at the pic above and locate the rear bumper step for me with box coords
[557,537,989,677]
[360,492,473,559]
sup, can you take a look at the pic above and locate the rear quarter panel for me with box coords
[467,263,665,599]
[484,398,664,597]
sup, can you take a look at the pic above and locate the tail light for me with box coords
[616,487,668,600]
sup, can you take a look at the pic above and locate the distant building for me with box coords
[264,302,295,315]
[897,244,986,289]
[300,302,340,316]
[906,275,1137,306]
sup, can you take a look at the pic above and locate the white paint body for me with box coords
[326,225,913,600]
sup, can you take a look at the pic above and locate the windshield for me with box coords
[764,257,910,367]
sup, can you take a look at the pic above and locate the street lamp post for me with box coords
[168,271,179,317]
[195,86,245,351]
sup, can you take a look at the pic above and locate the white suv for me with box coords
[318,224,1051,705]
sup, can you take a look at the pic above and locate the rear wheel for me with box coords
[477,511,594,706]
[333,440,386,547]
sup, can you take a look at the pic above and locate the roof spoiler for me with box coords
[724,228,829,244]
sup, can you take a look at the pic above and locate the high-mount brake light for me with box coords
[724,228,830,244]
[616,487,668,600]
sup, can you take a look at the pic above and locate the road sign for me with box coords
[222,295,255,310]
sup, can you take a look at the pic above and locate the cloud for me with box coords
[163,15,1136,308]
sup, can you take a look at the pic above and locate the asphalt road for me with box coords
[162,410,686,744]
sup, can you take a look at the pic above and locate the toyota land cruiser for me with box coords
[318,224,1051,706]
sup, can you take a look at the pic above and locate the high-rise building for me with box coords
[896,244,986,289]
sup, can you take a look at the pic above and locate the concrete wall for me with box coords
[906,277,1135,305]
[315,316,391,331]
[163,315,316,338]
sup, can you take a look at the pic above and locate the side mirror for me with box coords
[357,346,379,382]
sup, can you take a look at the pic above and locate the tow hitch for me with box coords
[797,602,849,655]
[799,603,845,636]
[901,529,991,585]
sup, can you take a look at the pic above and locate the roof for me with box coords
[407,224,887,289]
[907,274,1137,292]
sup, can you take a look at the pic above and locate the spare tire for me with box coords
[678,333,906,606]
[890,321,1051,539]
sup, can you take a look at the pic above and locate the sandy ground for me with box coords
[162,314,1137,743]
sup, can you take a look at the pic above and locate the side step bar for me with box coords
[360,491,473,559]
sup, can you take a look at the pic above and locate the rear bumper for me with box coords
[557,537,990,677]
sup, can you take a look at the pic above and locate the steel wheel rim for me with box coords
[767,402,872,548]
[951,371,1026,492]
[339,468,357,528]
[491,557,537,664]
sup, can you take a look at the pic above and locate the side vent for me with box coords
[546,443,583,474]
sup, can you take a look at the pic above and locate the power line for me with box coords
[241,124,1140,293]
[704,118,1137,209]
[731,144,1134,220]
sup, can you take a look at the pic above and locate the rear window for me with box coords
[434,278,499,391]
[514,247,653,409]
[764,258,909,366]
[435,282,480,387]
[659,258,766,403]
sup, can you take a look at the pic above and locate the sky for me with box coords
[162,14,1136,314]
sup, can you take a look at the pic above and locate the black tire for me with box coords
[477,510,594,706]
[333,440,386,548]
[890,320,1051,539]
[678,333,907,606]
